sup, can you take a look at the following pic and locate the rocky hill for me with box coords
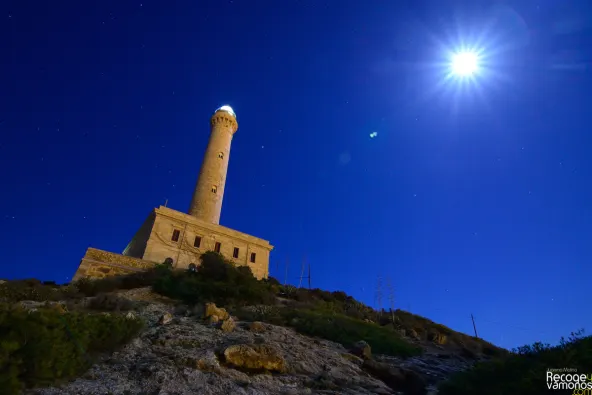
[5,252,586,394]
[19,289,479,395]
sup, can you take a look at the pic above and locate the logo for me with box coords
[547,369,592,393]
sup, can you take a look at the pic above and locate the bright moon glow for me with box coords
[450,52,479,77]
[216,105,236,117]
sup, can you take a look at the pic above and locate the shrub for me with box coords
[152,252,276,307]
[0,280,64,303]
[0,304,143,394]
[282,308,420,358]
[87,293,137,312]
[438,330,592,395]
[264,276,281,286]
[72,266,168,297]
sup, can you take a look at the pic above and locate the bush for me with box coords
[0,280,65,303]
[264,276,281,286]
[438,330,592,395]
[0,304,143,394]
[291,310,421,357]
[87,293,137,312]
[152,252,276,307]
[72,266,169,297]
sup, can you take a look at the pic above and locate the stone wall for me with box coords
[143,207,272,279]
[122,211,156,258]
[188,110,238,224]
[72,248,157,281]
[73,207,273,282]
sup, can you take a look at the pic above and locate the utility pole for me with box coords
[164,198,168,207]
[375,275,383,318]
[387,276,395,324]
[471,314,479,338]
[298,255,311,289]
[284,257,289,286]
[298,255,306,288]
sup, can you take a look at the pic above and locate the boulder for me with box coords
[220,317,236,333]
[350,340,372,360]
[158,312,173,325]
[223,344,287,373]
[428,331,447,345]
[204,302,229,321]
[249,321,266,333]
[185,350,221,373]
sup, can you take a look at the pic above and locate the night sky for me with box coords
[2,0,591,350]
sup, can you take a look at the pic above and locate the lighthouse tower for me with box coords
[188,105,238,224]
[74,104,274,283]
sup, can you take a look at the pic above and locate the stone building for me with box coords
[73,106,273,281]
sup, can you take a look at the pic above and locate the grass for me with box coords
[6,252,589,394]
[4,252,589,394]
[0,252,502,377]
[0,303,143,394]
[438,329,592,395]
[280,309,421,357]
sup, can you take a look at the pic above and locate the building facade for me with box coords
[73,106,273,281]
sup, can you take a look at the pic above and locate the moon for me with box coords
[450,51,480,77]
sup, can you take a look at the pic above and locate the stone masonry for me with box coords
[188,107,238,225]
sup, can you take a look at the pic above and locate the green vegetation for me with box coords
[273,308,420,357]
[0,304,143,394]
[0,278,79,302]
[2,253,588,394]
[149,252,449,358]
[438,330,592,395]
[1,252,501,362]
[152,251,276,307]
[147,252,418,356]
[87,293,137,312]
[0,251,508,393]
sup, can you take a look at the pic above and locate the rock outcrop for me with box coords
[26,289,481,395]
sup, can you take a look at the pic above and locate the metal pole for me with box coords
[284,258,289,286]
[471,314,479,338]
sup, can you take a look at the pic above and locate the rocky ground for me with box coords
[26,288,479,395]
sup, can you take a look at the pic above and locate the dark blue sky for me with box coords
[2,0,591,350]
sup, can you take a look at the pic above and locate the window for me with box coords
[233,247,239,258]
[211,185,217,193]
[188,263,197,273]
[214,242,221,253]
[218,152,224,159]
[250,252,256,263]
[193,236,202,248]
[164,257,174,267]
[171,229,180,242]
